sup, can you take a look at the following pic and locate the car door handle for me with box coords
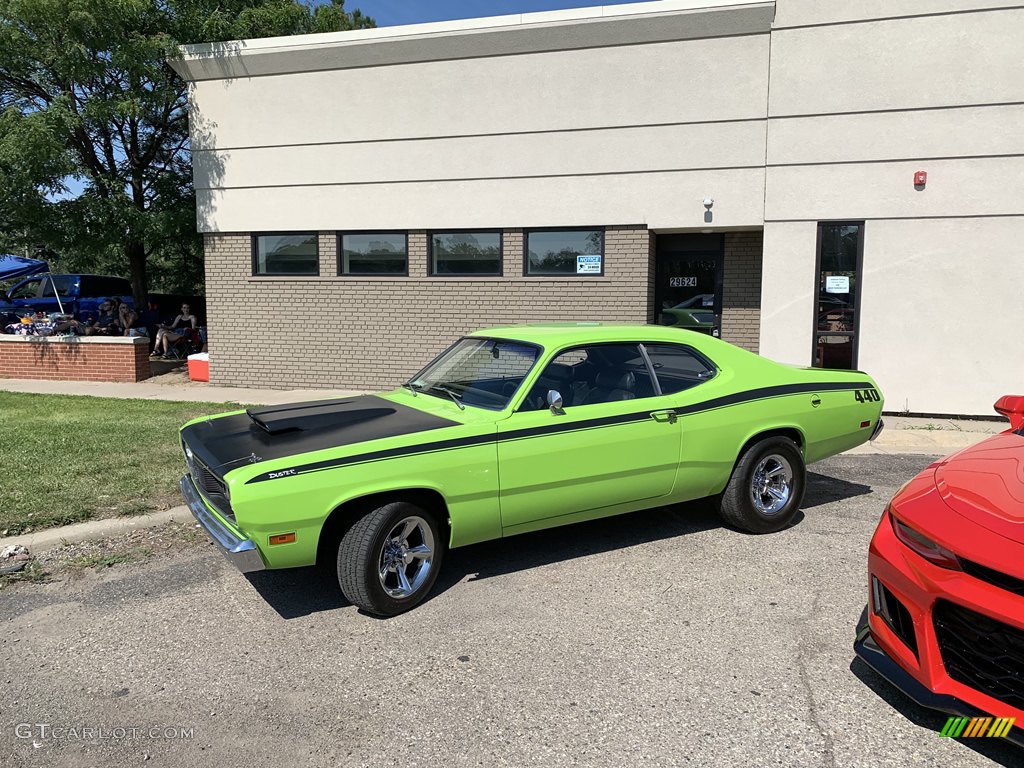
[650,410,678,424]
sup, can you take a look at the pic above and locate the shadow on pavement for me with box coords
[245,566,350,619]
[849,656,1020,767]
[802,470,873,510]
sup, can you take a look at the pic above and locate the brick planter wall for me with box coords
[0,336,152,382]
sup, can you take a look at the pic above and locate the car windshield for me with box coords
[409,337,540,410]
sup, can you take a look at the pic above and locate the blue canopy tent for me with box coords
[0,254,49,281]
[0,255,68,317]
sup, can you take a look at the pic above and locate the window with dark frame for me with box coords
[252,233,319,276]
[814,222,864,370]
[340,233,408,275]
[643,344,717,394]
[519,343,654,411]
[430,232,502,275]
[525,229,604,276]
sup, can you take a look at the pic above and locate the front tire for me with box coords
[718,436,805,534]
[337,501,444,617]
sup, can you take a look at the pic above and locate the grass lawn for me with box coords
[0,392,244,535]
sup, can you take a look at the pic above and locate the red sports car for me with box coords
[855,395,1024,747]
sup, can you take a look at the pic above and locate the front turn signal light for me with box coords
[890,512,961,570]
[269,533,296,546]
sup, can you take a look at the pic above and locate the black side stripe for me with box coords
[245,380,872,483]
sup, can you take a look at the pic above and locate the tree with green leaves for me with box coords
[0,0,373,302]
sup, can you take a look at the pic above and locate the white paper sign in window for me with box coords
[576,255,602,274]
[825,275,850,294]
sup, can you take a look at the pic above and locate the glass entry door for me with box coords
[654,233,724,337]
[814,222,864,369]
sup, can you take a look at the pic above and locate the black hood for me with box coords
[181,395,459,477]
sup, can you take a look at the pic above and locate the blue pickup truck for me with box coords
[0,274,134,322]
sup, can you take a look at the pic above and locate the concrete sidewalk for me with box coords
[846,414,1003,456]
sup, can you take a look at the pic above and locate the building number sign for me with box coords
[670,277,697,288]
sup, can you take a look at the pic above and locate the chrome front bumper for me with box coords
[179,475,265,573]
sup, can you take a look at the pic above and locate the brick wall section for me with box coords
[0,337,152,382]
[720,231,764,353]
[205,226,651,389]
[647,230,657,324]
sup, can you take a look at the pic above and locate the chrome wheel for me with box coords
[749,454,793,516]
[378,516,435,599]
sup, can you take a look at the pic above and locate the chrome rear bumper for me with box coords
[870,418,885,442]
[179,475,265,573]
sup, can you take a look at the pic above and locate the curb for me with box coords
[846,429,996,456]
[0,507,192,555]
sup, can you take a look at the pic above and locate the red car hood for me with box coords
[934,431,1024,543]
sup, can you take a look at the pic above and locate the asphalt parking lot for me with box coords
[1,454,1019,768]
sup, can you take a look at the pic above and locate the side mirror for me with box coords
[994,395,1024,430]
[547,390,564,414]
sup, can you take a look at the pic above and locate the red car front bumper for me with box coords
[855,508,1024,747]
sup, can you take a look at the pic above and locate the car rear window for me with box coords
[644,344,717,395]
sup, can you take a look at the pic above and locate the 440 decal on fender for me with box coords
[855,388,881,403]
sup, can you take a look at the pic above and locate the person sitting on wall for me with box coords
[119,301,142,337]
[151,303,197,359]
[87,299,122,336]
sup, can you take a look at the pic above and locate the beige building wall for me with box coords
[761,1,1024,415]
[184,6,772,233]
[204,227,652,389]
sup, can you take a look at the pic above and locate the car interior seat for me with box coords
[525,362,574,410]
[582,369,637,405]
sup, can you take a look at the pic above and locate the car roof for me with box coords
[471,323,724,347]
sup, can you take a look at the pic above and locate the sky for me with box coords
[348,0,655,26]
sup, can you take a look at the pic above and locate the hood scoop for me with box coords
[247,399,396,435]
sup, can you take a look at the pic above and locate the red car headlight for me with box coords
[889,509,962,571]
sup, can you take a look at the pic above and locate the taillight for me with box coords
[890,511,961,570]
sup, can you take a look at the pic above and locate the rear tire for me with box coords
[337,500,444,617]
[718,436,805,534]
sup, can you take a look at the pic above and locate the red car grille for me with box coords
[933,600,1024,711]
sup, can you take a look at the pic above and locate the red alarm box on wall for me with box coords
[914,170,927,186]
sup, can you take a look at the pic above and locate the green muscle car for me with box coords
[179,324,884,616]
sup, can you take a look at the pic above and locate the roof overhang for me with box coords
[170,0,776,82]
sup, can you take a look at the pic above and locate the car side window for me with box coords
[40,277,72,297]
[644,344,717,395]
[9,279,42,300]
[520,344,653,411]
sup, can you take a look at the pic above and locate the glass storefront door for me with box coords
[814,222,864,370]
[654,233,724,337]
